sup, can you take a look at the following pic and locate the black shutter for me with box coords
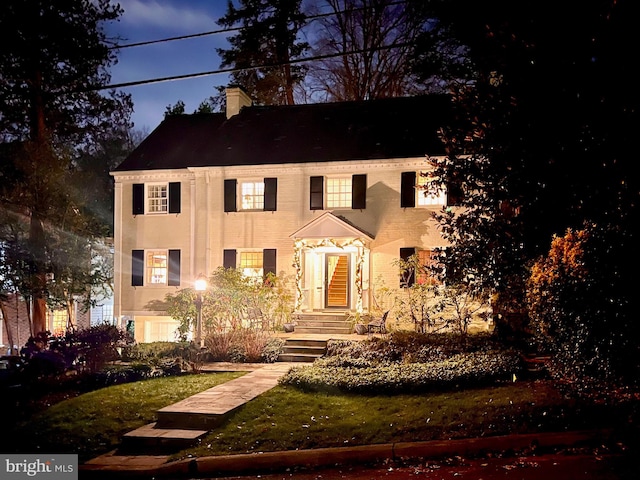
[168,182,181,213]
[224,179,237,212]
[352,174,367,209]
[446,180,464,206]
[264,178,277,211]
[168,249,181,286]
[310,176,324,210]
[132,184,144,215]
[400,172,416,208]
[132,250,144,286]
[223,249,237,269]
[263,249,277,278]
[400,247,416,288]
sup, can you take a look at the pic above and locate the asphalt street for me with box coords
[178,449,636,480]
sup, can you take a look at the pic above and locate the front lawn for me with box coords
[4,372,244,462]
[5,332,637,464]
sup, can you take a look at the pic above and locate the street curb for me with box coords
[79,429,614,478]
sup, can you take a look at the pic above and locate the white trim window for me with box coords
[240,251,264,280]
[50,310,68,336]
[146,250,168,284]
[241,181,265,210]
[417,172,446,206]
[147,183,168,213]
[326,177,352,208]
[132,249,180,287]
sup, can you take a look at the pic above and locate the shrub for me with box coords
[71,324,129,373]
[204,329,284,363]
[165,267,296,336]
[205,332,237,361]
[121,341,180,362]
[261,337,285,363]
[281,332,520,393]
[326,331,501,364]
[120,341,204,373]
[527,222,639,390]
[19,325,130,382]
[280,350,520,394]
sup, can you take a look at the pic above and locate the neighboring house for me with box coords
[1,235,115,353]
[111,87,458,343]
[1,293,92,354]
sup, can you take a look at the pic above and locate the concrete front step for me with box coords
[277,338,327,363]
[282,345,325,354]
[292,312,352,335]
[296,313,347,321]
[296,319,349,327]
[120,423,209,454]
[277,353,320,362]
[295,326,351,334]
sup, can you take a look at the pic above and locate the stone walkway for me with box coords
[114,362,296,454]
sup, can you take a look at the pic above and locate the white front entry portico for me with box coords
[291,213,372,313]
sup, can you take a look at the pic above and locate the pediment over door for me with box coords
[290,212,374,241]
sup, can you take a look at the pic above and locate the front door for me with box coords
[325,254,350,308]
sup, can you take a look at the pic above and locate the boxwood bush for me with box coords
[279,332,521,394]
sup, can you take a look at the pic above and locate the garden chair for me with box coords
[367,311,389,334]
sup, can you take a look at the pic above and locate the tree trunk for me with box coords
[0,302,16,355]
[28,67,49,336]
[29,214,48,335]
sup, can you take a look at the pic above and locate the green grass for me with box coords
[7,372,635,462]
[9,372,244,462]
[174,380,583,459]
[10,372,629,464]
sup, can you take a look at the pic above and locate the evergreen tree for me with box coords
[0,0,131,335]
[217,0,309,105]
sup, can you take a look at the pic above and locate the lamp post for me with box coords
[194,274,207,348]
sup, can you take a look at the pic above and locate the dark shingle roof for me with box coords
[113,95,450,172]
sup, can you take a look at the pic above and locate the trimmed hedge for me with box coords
[279,332,522,393]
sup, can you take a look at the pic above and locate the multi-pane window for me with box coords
[241,182,265,210]
[326,177,352,208]
[147,184,168,213]
[416,172,446,206]
[146,250,168,284]
[133,182,180,215]
[240,251,263,279]
[400,248,443,288]
[132,249,180,286]
[51,310,67,336]
[417,249,442,285]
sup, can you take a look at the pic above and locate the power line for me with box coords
[107,26,241,50]
[98,41,414,91]
[108,1,407,50]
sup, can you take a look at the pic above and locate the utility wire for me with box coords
[107,26,241,50]
[98,41,413,91]
[108,1,408,50]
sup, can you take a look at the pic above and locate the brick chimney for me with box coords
[225,85,252,119]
